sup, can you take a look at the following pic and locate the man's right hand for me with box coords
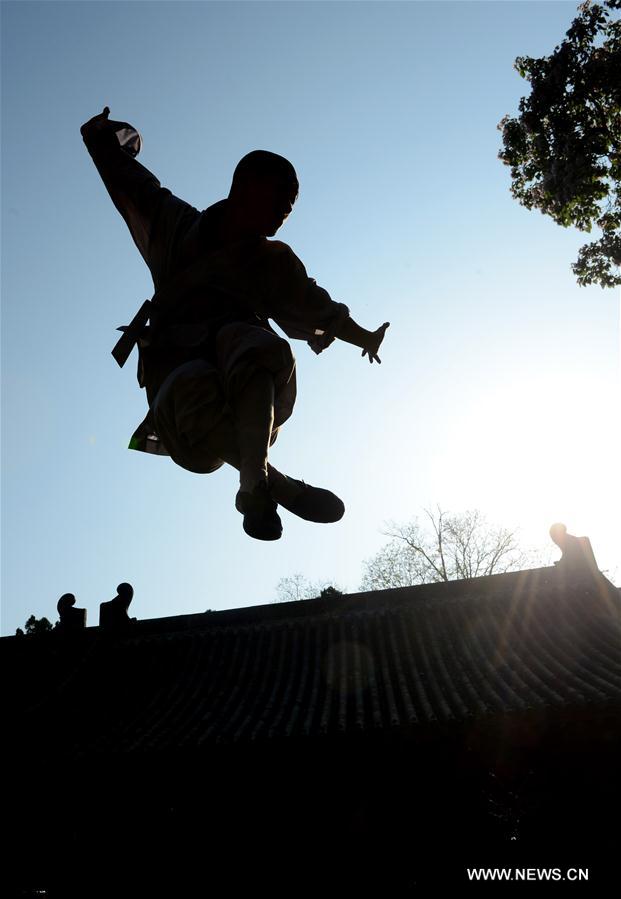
[80,106,111,140]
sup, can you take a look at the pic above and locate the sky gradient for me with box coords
[2,1,619,635]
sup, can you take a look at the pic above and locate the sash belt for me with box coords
[111,239,264,369]
[111,299,152,368]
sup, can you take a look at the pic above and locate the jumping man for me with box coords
[81,107,389,540]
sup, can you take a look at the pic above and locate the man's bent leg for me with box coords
[152,359,343,536]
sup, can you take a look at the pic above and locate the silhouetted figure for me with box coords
[550,523,600,578]
[99,582,136,629]
[56,593,86,631]
[81,107,389,540]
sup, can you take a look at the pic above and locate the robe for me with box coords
[82,124,349,454]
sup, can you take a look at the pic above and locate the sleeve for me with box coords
[81,125,197,284]
[266,245,350,353]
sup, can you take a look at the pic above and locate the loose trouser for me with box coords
[151,322,296,473]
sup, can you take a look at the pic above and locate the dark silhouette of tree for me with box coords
[273,574,344,602]
[498,0,621,287]
[319,586,343,599]
[15,614,54,636]
[361,507,545,590]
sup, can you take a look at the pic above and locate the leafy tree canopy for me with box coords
[499,0,621,287]
[15,614,54,636]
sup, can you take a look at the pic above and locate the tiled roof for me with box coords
[3,566,620,756]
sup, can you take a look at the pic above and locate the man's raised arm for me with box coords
[80,106,195,280]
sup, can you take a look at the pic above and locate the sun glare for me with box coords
[435,371,619,561]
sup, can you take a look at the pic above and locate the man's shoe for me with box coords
[275,477,345,523]
[236,481,283,541]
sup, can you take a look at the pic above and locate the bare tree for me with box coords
[360,507,546,590]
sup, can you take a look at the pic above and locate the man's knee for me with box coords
[151,360,228,474]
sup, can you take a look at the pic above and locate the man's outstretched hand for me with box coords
[361,322,390,364]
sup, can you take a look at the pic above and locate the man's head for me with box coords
[228,150,299,237]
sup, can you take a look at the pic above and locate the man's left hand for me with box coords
[361,322,390,364]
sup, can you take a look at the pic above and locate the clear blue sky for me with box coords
[2,1,619,634]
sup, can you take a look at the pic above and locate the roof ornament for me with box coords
[56,593,86,631]
[99,582,136,629]
[549,523,600,577]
